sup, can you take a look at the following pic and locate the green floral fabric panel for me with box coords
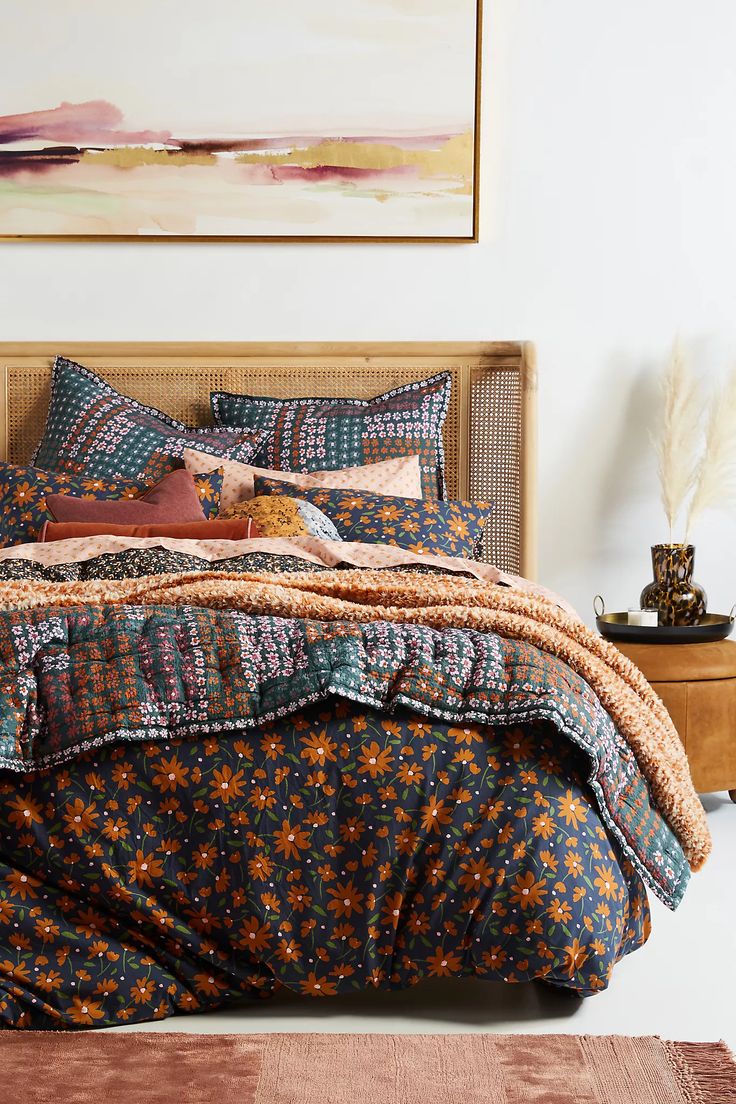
[0,461,224,547]
[0,706,651,1028]
[0,600,688,907]
[33,357,268,483]
[253,477,492,560]
[211,373,452,498]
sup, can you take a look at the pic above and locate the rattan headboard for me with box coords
[0,342,537,577]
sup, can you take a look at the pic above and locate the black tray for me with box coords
[595,611,735,645]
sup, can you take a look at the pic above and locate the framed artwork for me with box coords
[0,1,481,243]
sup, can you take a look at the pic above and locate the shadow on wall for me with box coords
[593,355,662,561]
[539,351,661,607]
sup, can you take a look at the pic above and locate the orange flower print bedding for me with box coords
[252,476,492,559]
[0,705,650,1029]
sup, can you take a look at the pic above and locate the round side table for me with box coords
[615,639,736,801]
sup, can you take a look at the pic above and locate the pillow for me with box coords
[0,462,223,549]
[221,497,342,542]
[33,356,268,483]
[252,476,492,560]
[39,519,258,543]
[211,372,451,498]
[46,468,212,525]
[184,448,423,511]
[187,468,225,519]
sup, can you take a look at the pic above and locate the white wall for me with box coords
[2,1,735,619]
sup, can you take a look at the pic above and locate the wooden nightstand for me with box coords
[615,639,736,801]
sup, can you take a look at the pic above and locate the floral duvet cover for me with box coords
[0,544,685,1029]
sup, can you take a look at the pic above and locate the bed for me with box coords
[0,343,709,1030]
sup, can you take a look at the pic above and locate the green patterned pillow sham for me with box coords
[33,357,268,483]
[211,372,452,498]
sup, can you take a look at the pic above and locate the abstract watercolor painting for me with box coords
[0,0,480,241]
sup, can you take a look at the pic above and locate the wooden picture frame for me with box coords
[0,2,482,243]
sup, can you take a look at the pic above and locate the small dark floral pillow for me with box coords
[190,470,224,519]
[253,476,492,560]
[0,461,224,548]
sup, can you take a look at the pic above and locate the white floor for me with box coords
[114,793,736,1050]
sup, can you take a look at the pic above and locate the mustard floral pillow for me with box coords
[252,476,492,559]
[221,495,342,541]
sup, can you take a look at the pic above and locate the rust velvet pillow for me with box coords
[39,519,259,543]
[46,469,208,525]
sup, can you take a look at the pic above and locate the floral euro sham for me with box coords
[33,356,267,483]
[211,373,452,498]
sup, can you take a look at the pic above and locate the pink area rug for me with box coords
[3,1031,735,1103]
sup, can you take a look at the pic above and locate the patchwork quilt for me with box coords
[0,544,701,1029]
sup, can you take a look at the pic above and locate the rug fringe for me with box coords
[669,1040,736,1103]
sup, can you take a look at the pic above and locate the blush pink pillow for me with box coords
[45,468,207,525]
[183,448,423,511]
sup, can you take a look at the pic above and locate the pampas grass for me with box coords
[652,340,736,539]
[686,367,736,538]
[653,341,704,539]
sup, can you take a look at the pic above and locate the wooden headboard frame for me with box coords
[0,342,537,578]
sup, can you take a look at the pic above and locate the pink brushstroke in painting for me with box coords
[0,101,172,146]
[0,101,463,156]
[0,100,473,235]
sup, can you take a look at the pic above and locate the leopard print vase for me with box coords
[640,543,707,626]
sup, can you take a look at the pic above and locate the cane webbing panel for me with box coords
[470,366,522,571]
[0,343,535,575]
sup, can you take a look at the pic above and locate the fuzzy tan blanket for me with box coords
[0,569,711,870]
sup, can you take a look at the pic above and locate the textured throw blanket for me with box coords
[0,568,710,872]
